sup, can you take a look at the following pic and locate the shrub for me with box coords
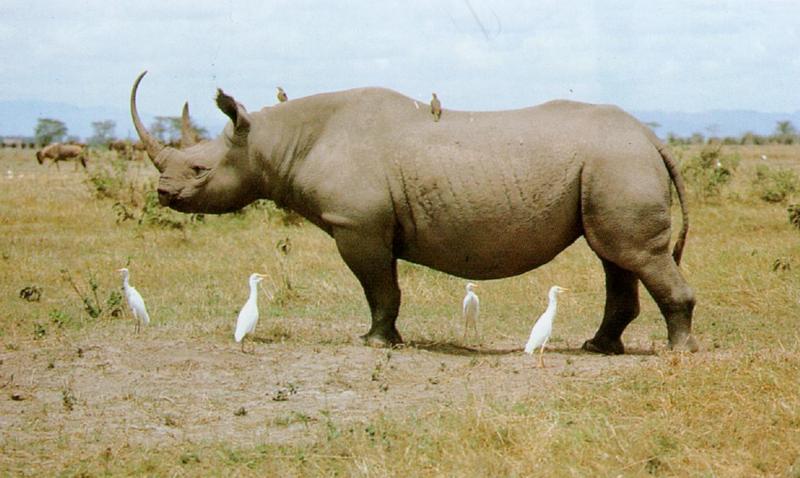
[242,199,305,226]
[680,146,739,200]
[752,165,799,203]
[788,204,800,230]
[85,154,137,202]
[60,269,123,320]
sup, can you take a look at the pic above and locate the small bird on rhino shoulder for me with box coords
[276,87,288,103]
[430,93,442,122]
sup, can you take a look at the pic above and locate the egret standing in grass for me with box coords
[525,286,568,368]
[235,273,268,353]
[117,268,150,334]
[462,282,480,343]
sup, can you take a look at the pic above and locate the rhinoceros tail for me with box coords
[655,143,689,265]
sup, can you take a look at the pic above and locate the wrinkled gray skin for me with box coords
[131,71,698,354]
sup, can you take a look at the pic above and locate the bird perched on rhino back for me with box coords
[276,87,288,103]
[430,92,441,122]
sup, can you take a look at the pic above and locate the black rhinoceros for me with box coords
[131,71,697,354]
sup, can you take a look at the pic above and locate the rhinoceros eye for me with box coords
[191,165,209,175]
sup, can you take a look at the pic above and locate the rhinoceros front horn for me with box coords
[130,71,167,171]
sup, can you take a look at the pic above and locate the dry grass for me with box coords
[1,145,799,476]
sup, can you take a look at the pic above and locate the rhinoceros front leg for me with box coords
[333,228,402,347]
[583,259,640,355]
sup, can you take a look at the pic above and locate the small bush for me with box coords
[788,204,800,230]
[752,165,799,203]
[33,322,47,340]
[85,155,137,202]
[242,199,305,226]
[61,269,123,320]
[680,146,740,200]
[49,309,73,328]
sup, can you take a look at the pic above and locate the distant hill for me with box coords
[1,99,798,141]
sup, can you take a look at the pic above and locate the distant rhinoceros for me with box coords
[36,143,87,170]
[131,71,698,354]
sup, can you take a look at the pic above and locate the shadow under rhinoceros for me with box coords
[406,340,657,357]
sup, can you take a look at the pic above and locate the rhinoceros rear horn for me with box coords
[180,101,197,148]
[215,88,251,137]
[130,71,167,171]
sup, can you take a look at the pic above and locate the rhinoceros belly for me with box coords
[394,161,583,279]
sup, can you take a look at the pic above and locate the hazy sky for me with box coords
[1,0,798,129]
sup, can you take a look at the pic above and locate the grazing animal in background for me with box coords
[276,87,288,103]
[234,273,268,353]
[430,92,442,122]
[109,140,130,152]
[525,286,568,368]
[131,71,697,355]
[35,143,87,170]
[118,268,150,333]
[462,282,480,343]
[109,140,135,160]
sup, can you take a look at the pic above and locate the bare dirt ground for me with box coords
[0,327,658,455]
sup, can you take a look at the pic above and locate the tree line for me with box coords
[663,121,799,146]
[18,117,800,149]
[29,116,208,147]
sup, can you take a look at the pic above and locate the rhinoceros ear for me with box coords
[215,88,251,136]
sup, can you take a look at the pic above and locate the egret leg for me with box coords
[334,227,402,347]
[537,338,549,368]
[241,337,246,353]
[583,260,640,355]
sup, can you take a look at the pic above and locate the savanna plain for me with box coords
[1,144,799,477]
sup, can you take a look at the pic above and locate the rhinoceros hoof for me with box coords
[361,329,403,348]
[582,337,625,355]
[668,334,700,353]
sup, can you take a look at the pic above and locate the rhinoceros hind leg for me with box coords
[361,326,403,348]
[583,260,640,355]
[334,228,402,348]
[637,254,698,353]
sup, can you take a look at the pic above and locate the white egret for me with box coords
[462,282,480,343]
[117,268,150,333]
[235,273,268,353]
[524,286,568,368]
